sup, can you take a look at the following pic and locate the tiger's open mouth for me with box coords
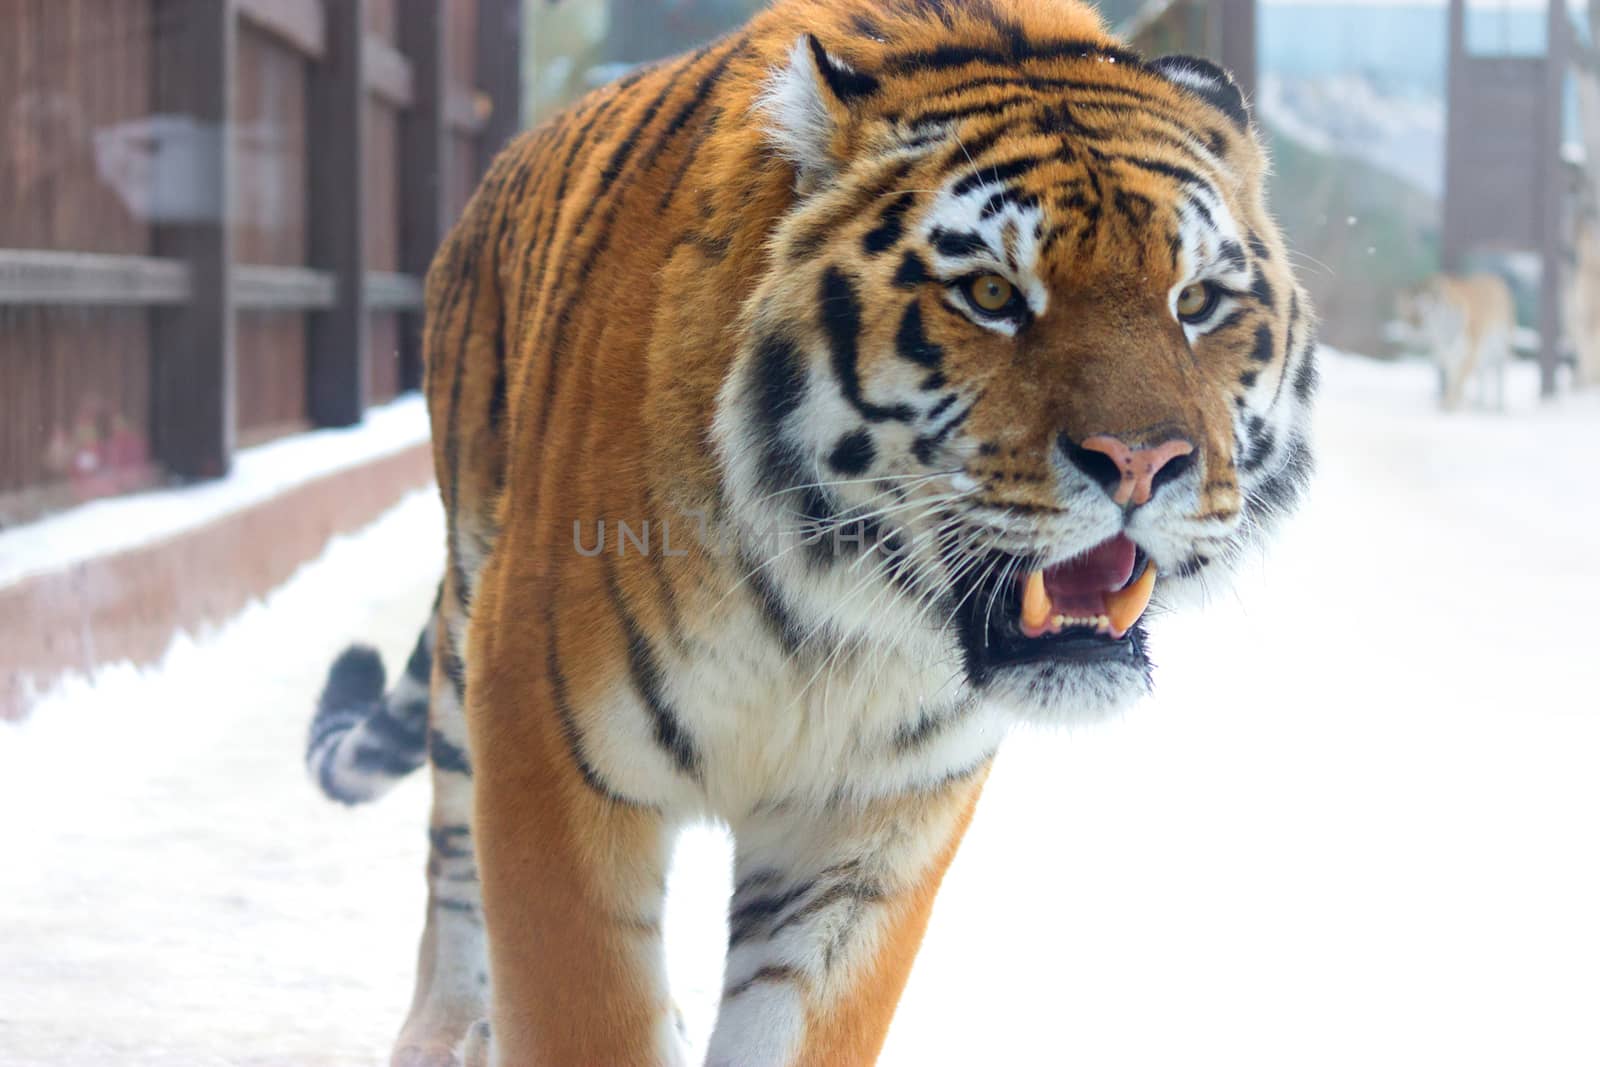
[956,534,1156,679]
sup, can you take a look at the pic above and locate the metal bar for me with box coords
[1539,0,1567,397]
[307,0,369,427]
[1441,0,1468,271]
[475,0,524,176]
[398,1,447,391]
[366,271,425,311]
[234,265,337,310]
[1215,0,1257,102]
[364,35,413,109]
[151,0,237,481]
[0,250,190,306]
[236,0,325,59]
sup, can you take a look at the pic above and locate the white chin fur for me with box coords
[983,655,1152,728]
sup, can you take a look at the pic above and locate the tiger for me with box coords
[304,0,1317,1063]
[1395,273,1513,412]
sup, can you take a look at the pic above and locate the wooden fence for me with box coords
[0,0,522,524]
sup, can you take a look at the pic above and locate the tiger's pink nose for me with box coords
[1073,434,1196,507]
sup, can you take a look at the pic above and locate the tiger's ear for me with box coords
[1149,55,1249,130]
[757,35,878,193]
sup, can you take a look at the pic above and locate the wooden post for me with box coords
[398,1,447,393]
[475,0,524,178]
[152,0,236,480]
[308,0,369,426]
[1538,0,1567,398]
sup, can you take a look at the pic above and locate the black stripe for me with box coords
[979,187,1037,219]
[532,43,741,447]
[440,628,467,698]
[862,191,917,256]
[404,622,434,684]
[924,393,958,422]
[827,429,876,475]
[605,565,703,780]
[428,728,473,776]
[820,268,916,423]
[884,38,1140,76]
[942,115,1025,167]
[769,879,885,938]
[930,228,990,259]
[1249,323,1275,363]
[724,964,804,1000]
[1248,434,1313,516]
[1115,154,1210,192]
[894,300,943,368]
[893,250,930,289]
[794,158,916,261]
[655,39,749,213]
[641,485,688,651]
[894,696,975,751]
[349,739,427,778]
[913,401,973,464]
[364,701,428,751]
[807,34,879,102]
[951,155,1046,197]
[1292,342,1320,402]
[748,332,812,499]
[1112,188,1155,233]
[429,824,474,860]
[1218,240,1248,273]
[729,880,814,945]
[545,606,643,805]
[548,58,696,293]
[913,72,1167,111]
[597,54,701,195]
[905,92,1039,130]
[751,331,807,428]
[1250,270,1277,311]
[741,553,812,658]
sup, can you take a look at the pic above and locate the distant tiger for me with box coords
[303,1,1317,1064]
[1397,273,1514,412]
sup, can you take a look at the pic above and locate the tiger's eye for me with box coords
[969,274,1015,312]
[1176,282,1213,321]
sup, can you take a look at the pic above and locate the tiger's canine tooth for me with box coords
[1021,569,1051,636]
[1104,562,1157,638]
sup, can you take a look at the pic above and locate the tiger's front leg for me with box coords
[709,770,989,1067]
[468,608,687,1067]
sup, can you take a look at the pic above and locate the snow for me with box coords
[3,354,1598,1066]
[0,395,428,589]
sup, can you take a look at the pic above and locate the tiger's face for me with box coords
[716,31,1317,721]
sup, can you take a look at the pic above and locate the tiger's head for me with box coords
[714,2,1317,722]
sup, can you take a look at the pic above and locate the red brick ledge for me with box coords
[1,443,434,721]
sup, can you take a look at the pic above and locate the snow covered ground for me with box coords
[3,352,1598,1066]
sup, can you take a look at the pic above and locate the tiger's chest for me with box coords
[587,592,1004,818]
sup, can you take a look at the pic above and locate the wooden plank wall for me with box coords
[0,0,159,512]
[0,0,520,526]
[234,22,311,442]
